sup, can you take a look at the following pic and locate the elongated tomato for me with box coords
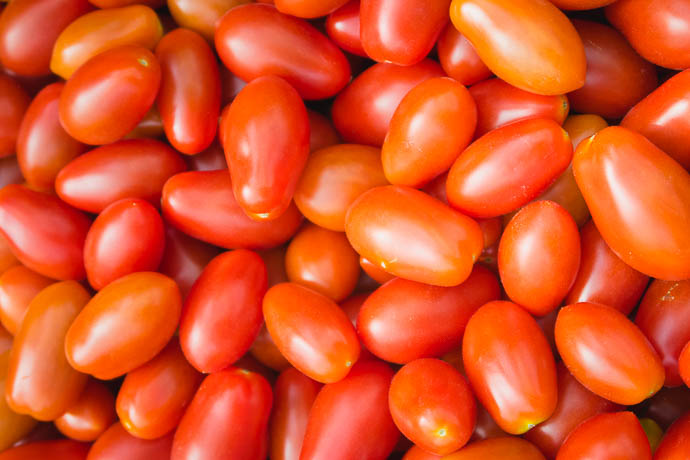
[88,422,173,460]
[0,265,53,335]
[325,1,366,57]
[0,75,30,158]
[54,380,116,442]
[443,437,546,460]
[436,24,491,86]
[0,440,90,460]
[276,0,349,18]
[0,351,37,451]
[654,411,690,460]
[167,0,252,42]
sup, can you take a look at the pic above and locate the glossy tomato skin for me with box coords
[6,281,90,421]
[573,126,690,280]
[90,0,165,7]
[358,265,499,363]
[263,283,360,383]
[54,380,116,442]
[0,158,22,192]
[307,110,339,152]
[125,106,164,140]
[51,5,163,79]
[346,185,483,286]
[654,411,690,459]
[436,24,491,86]
[65,272,181,380]
[443,437,546,460]
[556,302,664,405]
[0,74,30,158]
[463,301,557,434]
[450,0,585,95]
[59,45,161,146]
[156,28,220,155]
[171,369,273,460]
[84,199,165,290]
[325,1,366,57]
[550,0,616,9]
[88,422,173,460]
[55,139,186,214]
[447,118,573,218]
[0,185,90,280]
[680,343,690,388]
[179,250,267,373]
[0,352,37,451]
[402,446,441,460]
[0,265,53,335]
[332,60,445,146]
[555,412,651,460]
[167,0,251,42]
[0,440,90,460]
[275,0,348,18]
[359,256,395,285]
[564,114,609,150]
[161,170,303,249]
[222,76,309,220]
[300,360,399,460]
[215,4,350,100]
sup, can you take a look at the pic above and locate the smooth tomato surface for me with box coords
[167,0,252,41]
[0,74,30,158]
[0,351,37,451]
[436,24,491,86]
[325,1,366,56]
[0,440,89,460]
[0,265,52,335]
[54,380,116,442]
[443,437,546,460]
[654,411,690,460]
[88,422,173,460]
[275,0,348,18]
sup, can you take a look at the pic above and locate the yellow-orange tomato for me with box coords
[0,265,53,335]
[167,0,252,42]
[0,351,37,451]
[54,380,116,442]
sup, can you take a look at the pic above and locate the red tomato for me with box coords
[65,272,181,380]
[185,139,226,172]
[0,185,90,280]
[275,0,348,18]
[0,157,22,192]
[167,0,253,42]
[215,4,350,100]
[654,411,690,459]
[573,126,690,280]
[300,360,400,460]
[0,235,18,276]
[642,387,690,431]
[263,283,360,383]
[84,199,165,290]
[325,1,366,57]
[436,24,491,86]
[171,369,272,460]
[357,265,499,363]
[0,265,53,335]
[359,256,395,285]
[499,201,580,316]
[59,45,161,145]
[0,440,89,460]
[442,437,546,460]
[0,74,30,158]
[89,0,165,7]
[179,250,267,373]
[471,405,507,441]
[555,412,651,460]
[332,60,445,146]
[124,106,164,140]
[222,75,309,220]
[550,0,616,9]
[55,139,186,214]
[447,118,573,218]
[402,446,441,460]
[680,343,690,388]
[307,111,338,152]
[54,380,116,442]
[556,302,664,405]
[88,422,173,460]
[250,325,291,372]
[0,351,37,451]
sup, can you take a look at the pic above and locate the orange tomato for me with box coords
[54,380,116,442]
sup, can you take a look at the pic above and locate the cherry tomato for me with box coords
[357,265,499,363]
[325,1,366,57]
[275,0,348,18]
[88,422,173,460]
[65,272,181,380]
[680,343,690,388]
[0,265,52,335]
[300,360,399,460]
[158,227,218,300]
[51,5,163,79]
[573,126,690,280]
[185,139,226,172]
[0,351,37,451]
[450,0,586,95]
[0,439,89,460]
[250,325,291,372]
[179,250,267,373]
[171,368,272,460]
[443,437,546,460]
[55,139,186,214]
[549,0,616,9]
[0,74,29,158]
[436,24,491,86]
[563,114,608,150]
[471,405,507,441]
[654,411,690,459]
[0,185,90,280]
[54,380,116,442]
[167,0,251,42]
[332,60,444,146]
[359,257,395,285]
[402,446,441,460]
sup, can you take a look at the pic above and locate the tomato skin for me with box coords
[0,440,90,460]
[250,326,291,372]
[447,118,573,219]
[161,170,303,249]
[357,265,499,364]
[654,411,690,460]
[88,422,173,460]
[300,360,399,460]
[90,0,165,7]
[680,343,690,388]
[403,446,441,460]
[222,76,309,220]
[179,250,267,373]
[573,126,690,280]
[65,272,182,380]
[550,0,616,9]
[307,110,339,152]
[275,0,348,18]
[54,380,116,442]
[450,0,585,96]
[55,139,186,214]
[215,4,350,100]
[171,369,273,460]
[325,1,366,57]
[0,185,90,280]
[84,199,165,291]
[263,283,360,383]
[436,24,491,86]
[564,114,608,150]
[0,75,30,158]
[359,257,395,285]
[0,266,52,335]
[0,351,37,451]
[332,60,445,146]
[51,5,163,79]
[168,0,252,42]
[0,158,22,192]
[443,437,546,460]
[555,412,651,460]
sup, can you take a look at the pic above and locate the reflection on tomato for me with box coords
[54,380,116,442]
[0,351,37,451]
[436,24,491,86]
[0,265,53,335]
[0,74,30,158]
[88,422,173,460]
[168,0,252,42]
[275,0,348,18]
[325,1,366,57]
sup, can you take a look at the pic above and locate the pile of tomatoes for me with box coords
[0,0,690,458]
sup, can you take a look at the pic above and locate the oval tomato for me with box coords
[654,411,690,460]
[54,380,116,442]
[307,110,339,152]
[275,0,348,18]
[167,0,252,42]
[89,0,165,7]
[0,158,22,192]
[680,343,690,388]
[443,437,545,460]
[550,0,616,9]
[0,440,89,460]
[0,265,52,335]
[88,422,173,460]
[359,256,395,285]
[0,351,37,451]
[124,106,164,140]
[325,1,366,57]
[0,74,30,158]
[436,24,491,86]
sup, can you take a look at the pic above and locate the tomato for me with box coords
[54,380,116,442]
[307,110,339,152]
[167,0,251,42]
[215,4,350,100]
[443,437,545,460]
[0,440,89,460]
[621,69,690,170]
[359,257,395,285]
[222,76,309,220]
[0,328,9,354]
[469,78,569,138]
[90,0,164,7]
[499,201,580,316]
[643,387,690,431]
[51,5,163,79]
[573,126,690,280]
[185,139,226,172]
[382,78,476,188]
[158,227,218,300]
[640,418,664,454]
[88,422,173,460]
[332,60,445,146]
[161,170,303,249]
[0,157,22,192]
[263,283,359,383]
[250,326,291,372]
[357,265,499,363]
[563,114,608,150]
[65,272,181,380]
[449,0,585,95]
[0,235,18,276]
[403,446,441,460]
[0,265,52,335]
[171,369,272,460]
[55,139,186,214]
[555,412,651,460]
[0,352,37,451]
[0,185,90,280]
[556,302,664,405]
[269,368,321,460]
[471,405,507,441]
[59,45,161,146]
[179,250,266,373]
[549,0,616,10]
[6,281,89,421]
[124,106,164,140]
[325,1,366,57]
[654,411,690,460]
[447,118,573,219]
[84,199,165,290]
[0,74,30,158]
[275,0,348,18]
[117,339,202,440]
[681,343,690,388]
[436,24,491,86]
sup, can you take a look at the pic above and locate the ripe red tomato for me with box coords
[0,157,22,193]
[307,110,339,152]
[0,265,52,335]
[88,422,173,460]
[325,1,366,57]
[89,0,165,7]
[125,106,164,140]
[0,351,37,451]
[275,0,348,18]
[549,0,616,9]
[642,387,690,431]
[359,256,395,285]
[471,405,507,442]
[654,411,690,459]
[680,343,690,388]
[443,437,546,460]
[0,74,30,158]
[54,380,116,442]
[250,325,291,372]
[436,24,491,86]
[0,440,90,460]
[167,0,252,42]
